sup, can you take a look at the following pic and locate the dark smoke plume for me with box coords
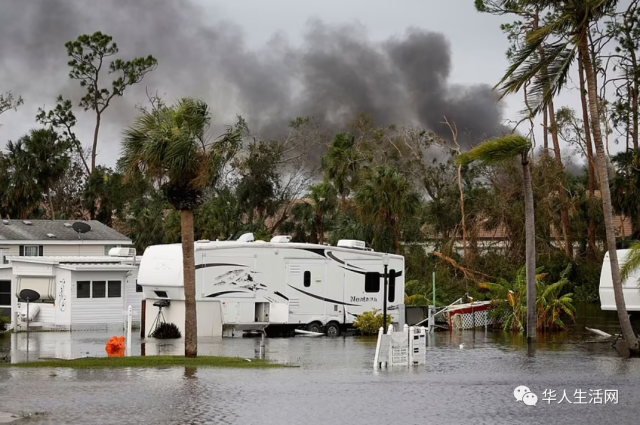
[0,0,508,166]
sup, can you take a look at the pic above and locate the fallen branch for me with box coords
[431,251,496,282]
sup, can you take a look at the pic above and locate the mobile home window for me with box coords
[108,281,122,298]
[23,245,40,257]
[303,271,311,287]
[364,272,380,293]
[77,281,91,298]
[388,269,396,302]
[0,280,11,306]
[92,281,106,298]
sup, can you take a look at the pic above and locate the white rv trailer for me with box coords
[599,249,640,312]
[137,235,405,337]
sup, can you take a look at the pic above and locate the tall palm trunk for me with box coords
[534,11,572,258]
[181,209,198,358]
[522,155,536,342]
[580,35,639,354]
[48,188,55,220]
[578,53,598,258]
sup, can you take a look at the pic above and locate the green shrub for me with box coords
[0,310,9,332]
[353,308,388,335]
[150,322,182,339]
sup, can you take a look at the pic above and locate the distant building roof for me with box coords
[0,220,131,243]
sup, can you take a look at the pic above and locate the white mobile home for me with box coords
[137,236,405,337]
[0,219,132,319]
[600,249,640,312]
[7,249,141,331]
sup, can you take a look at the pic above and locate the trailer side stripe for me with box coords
[196,263,248,270]
[205,290,246,297]
[287,285,361,306]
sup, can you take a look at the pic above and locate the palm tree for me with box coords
[493,0,639,354]
[354,166,420,255]
[121,98,242,357]
[458,135,537,341]
[322,133,364,210]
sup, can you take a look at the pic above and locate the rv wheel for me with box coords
[307,322,324,334]
[325,322,341,337]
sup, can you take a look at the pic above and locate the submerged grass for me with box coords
[2,355,290,369]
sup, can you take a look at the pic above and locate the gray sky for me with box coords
[0,0,600,169]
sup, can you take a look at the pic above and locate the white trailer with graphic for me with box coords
[137,235,405,337]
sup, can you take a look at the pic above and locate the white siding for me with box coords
[44,245,106,256]
[70,271,128,331]
[124,269,142,327]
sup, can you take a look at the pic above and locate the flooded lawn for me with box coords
[1,303,639,424]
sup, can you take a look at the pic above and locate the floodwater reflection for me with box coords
[0,304,639,424]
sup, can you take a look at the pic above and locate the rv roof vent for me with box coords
[109,247,136,257]
[46,233,56,238]
[237,233,255,243]
[337,239,367,250]
[63,223,72,227]
[23,220,32,225]
[270,235,291,243]
[2,220,8,225]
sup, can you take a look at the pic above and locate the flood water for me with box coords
[1,303,640,424]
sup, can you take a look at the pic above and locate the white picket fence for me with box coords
[374,324,427,369]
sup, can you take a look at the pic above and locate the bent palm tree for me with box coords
[458,135,537,341]
[121,98,242,358]
[491,0,639,355]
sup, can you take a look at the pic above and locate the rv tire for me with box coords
[306,322,324,334]
[325,322,341,337]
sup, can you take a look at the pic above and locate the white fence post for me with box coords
[374,326,384,370]
[126,305,132,357]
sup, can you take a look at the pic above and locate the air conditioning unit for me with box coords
[270,235,291,243]
[108,247,136,257]
[237,233,255,243]
[337,239,367,250]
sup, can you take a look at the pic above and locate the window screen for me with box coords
[388,269,396,302]
[365,272,380,293]
[92,281,106,298]
[77,281,91,298]
[303,271,311,287]
[108,281,121,298]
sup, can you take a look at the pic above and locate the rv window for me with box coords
[388,269,396,303]
[0,280,11,306]
[136,282,142,293]
[154,291,168,298]
[77,281,90,298]
[93,281,106,298]
[108,281,122,298]
[304,271,311,287]
[365,272,380,293]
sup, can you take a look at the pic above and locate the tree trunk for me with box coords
[578,53,598,258]
[543,107,549,152]
[91,112,101,174]
[48,188,55,220]
[457,163,467,260]
[181,209,198,358]
[522,156,536,343]
[580,35,639,354]
[548,100,573,258]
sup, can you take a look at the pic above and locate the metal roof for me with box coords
[0,220,131,243]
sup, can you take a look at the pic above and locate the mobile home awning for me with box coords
[57,264,137,271]
[16,277,56,301]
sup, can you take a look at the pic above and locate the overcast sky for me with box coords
[0,0,608,169]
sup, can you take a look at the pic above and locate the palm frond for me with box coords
[620,241,640,283]
[458,135,531,166]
